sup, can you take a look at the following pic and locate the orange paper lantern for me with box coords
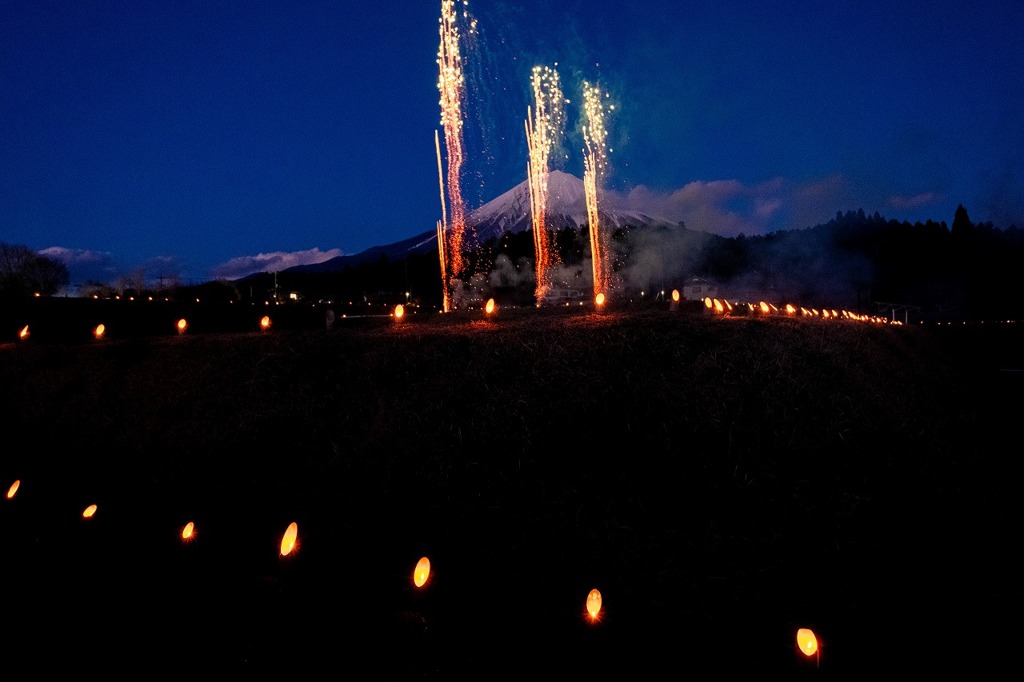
[280,521,299,556]
[413,556,431,588]
[586,588,602,621]
[797,628,818,657]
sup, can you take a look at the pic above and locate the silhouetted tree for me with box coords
[951,204,974,238]
[0,243,70,298]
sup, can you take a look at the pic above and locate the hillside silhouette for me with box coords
[28,204,1018,321]
[220,204,1022,320]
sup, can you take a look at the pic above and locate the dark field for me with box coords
[2,301,1021,676]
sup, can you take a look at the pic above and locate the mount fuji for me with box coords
[464,169,673,244]
[285,171,675,274]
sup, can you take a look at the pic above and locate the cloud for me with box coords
[620,174,866,237]
[37,246,119,284]
[209,247,344,281]
[888,192,938,210]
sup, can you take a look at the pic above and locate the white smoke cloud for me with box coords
[209,247,344,281]
[487,253,535,289]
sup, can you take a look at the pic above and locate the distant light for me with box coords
[394,304,405,319]
[82,504,98,518]
[7,480,20,499]
[19,325,29,341]
[176,318,188,334]
[595,293,606,306]
[671,289,680,302]
[260,315,271,330]
[181,521,195,541]
[94,324,106,339]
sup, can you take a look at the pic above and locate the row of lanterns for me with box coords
[14,315,274,342]
[702,296,890,323]
[5,476,821,661]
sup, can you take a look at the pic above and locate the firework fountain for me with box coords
[524,65,566,304]
[436,0,469,312]
[582,81,612,301]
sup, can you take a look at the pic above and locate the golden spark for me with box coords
[437,0,468,304]
[525,65,565,303]
[582,80,612,299]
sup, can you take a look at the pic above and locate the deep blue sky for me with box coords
[3,0,1022,286]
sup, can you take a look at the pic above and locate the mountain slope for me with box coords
[465,169,673,244]
[278,171,673,276]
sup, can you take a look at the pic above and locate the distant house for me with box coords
[682,276,717,301]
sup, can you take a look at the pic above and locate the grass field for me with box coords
[2,301,1020,676]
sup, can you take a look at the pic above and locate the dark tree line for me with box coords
[0,243,69,299]
[226,204,1023,317]
[65,203,1015,316]
[706,205,1024,317]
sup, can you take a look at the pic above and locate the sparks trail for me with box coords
[582,80,612,301]
[525,65,566,305]
[436,0,470,310]
[435,131,450,313]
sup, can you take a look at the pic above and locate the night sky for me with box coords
[2,0,1022,286]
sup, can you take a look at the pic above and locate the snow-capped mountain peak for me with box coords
[465,169,668,244]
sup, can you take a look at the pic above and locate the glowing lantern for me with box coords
[7,479,20,499]
[796,628,818,657]
[82,504,97,518]
[181,521,195,541]
[260,315,271,330]
[595,293,605,306]
[19,325,29,340]
[176,318,188,334]
[93,324,106,339]
[413,556,431,588]
[394,304,405,319]
[485,298,495,315]
[280,521,298,556]
[671,289,680,303]
[586,588,603,622]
